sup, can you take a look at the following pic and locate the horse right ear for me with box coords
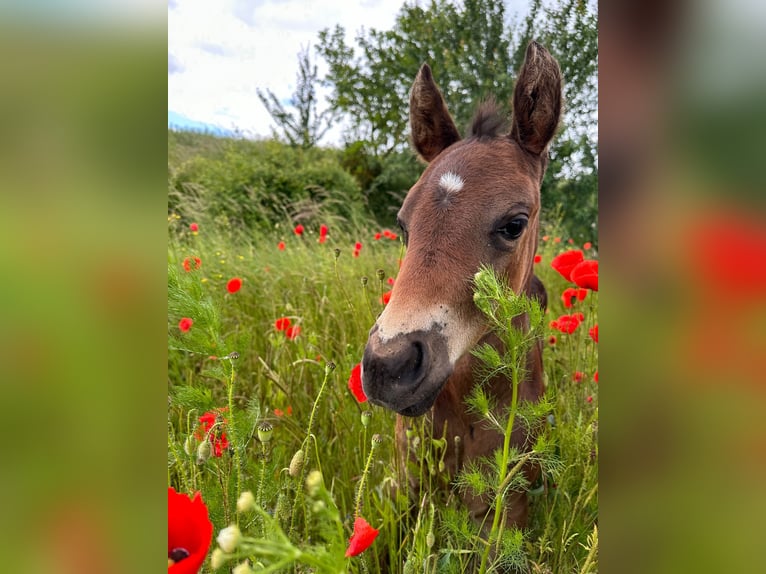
[409,63,461,162]
[510,41,562,156]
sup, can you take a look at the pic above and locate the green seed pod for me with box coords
[361,410,372,428]
[257,421,273,443]
[403,556,417,574]
[376,269,385,281]
[196,439,212,464]
[275,489,291,526]
[438,460,445,473]
[289,449,305,477]
[372,433,383,445]
[183,435,197,456]
[334,248,341,259]
[326,361,336,373]
[361,276,369,286]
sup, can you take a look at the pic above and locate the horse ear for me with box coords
[510,41,562,156]
[409,63,461,162]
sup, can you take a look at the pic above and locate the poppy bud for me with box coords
[361,410,372,428]
[276,488,291,525]
[232,561,255,574]
[289,449,305,477]
[426,530,435,549]
[217,524,242,553]
[210,548,228,570]
[361,276,368,286]
[334,248,341,259]
[183,435,197,456]
[326,361,336,373]
[197,439,212,464]
[257,421,273,443]
[236,491,256,513]
[376,269,385,281]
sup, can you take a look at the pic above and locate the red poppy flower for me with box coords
[183,257,202,272]
[274,317,291,331]
[348,363,367,403]
[586,395,593,403]
[542,235,549,242]
[285,326,301,340]
[589,324,599,343]
[583,242,592,250]
[374,232,382,240]
[573,371,584,382]
[189,223,199,232]
[387,277,395,286]
[195,410,230,457]
[345,517,379,557]
[294,224,304,236]
[568,238,574,244]
[274,408,284,417]
[534,254,542,264]
[382,229,392,239]
[287,405,293,415]
[550,313,583,334]
[320,224,328,238]
[594,371,599,383]
[550,250,584,281]
[560,287,588,308]
[553,237,561,243]
[226,277,242,293]
[179,318,193,332]
[548,335,557,346]
[381,291,392,305]
[355,242,362,251]
[278,241,286,251]
[168,487,212,574]
[353,249,360,258]
[571,260,598,291]
[387,232,398,240]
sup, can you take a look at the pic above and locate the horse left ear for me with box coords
[510,41,563,156]
[409,63,461,162]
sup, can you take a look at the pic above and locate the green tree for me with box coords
[257,45,337,149]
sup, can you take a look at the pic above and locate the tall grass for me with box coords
[167,213,598,573]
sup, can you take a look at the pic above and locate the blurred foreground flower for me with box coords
[274,317,291,331]
[178,318,193,332]
[381,291,392,305]
[168,487,212,573]
[285,325,301,340]
[189,223,199,232]
[345,517,379,557]
[319,224,328,243]
[183,257,201,272]
[348,363,367,403]
[278,241,286,251]
[294,224,304,236]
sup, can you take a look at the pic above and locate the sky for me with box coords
[168,0,532,144]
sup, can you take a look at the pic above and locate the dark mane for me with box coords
[468,99,508,139]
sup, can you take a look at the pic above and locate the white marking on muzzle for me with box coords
[375,303,481,365]
[439,171,464,194]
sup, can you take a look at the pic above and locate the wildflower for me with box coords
[226,277,242,293]
[568,238,574,244]
[273,408,284,417]
[353,249,360,258]
[236,491,256,513]
[319,224,329,243]
[189,222,199,232]
[542,235,549,241]
[183,257,202,272]
[548,335,557,346]
[348,363,367,403]
[583,241,592,250]
[374,232,382,240]
[278,241,286,251]
[287,405,293,415]
[294,224,304,236]
[571,260,598,291]
[381,291,392,305]
[594,371,599,383]
[561,287,588,308]
[389,233,399,240]
[232,560,255,574]
[168,487,212,574]
[274,317,291,331]
[573,371,584,382]
[550,313,583,334]
[285,326,301,340]
[353,241,363,258]
[306,469,323,496]
[589,324,599,343]
[534,254,542,264]
[217,524,242,553]
[178,318,193,332]
[553,237,561,243]
[382,229,392,239]
[586,395,593,403]
[387,277,395,286]
[210,548,227,570]
[551,249,584,281]
[345,517,380,557]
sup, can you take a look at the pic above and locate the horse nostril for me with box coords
[411,341,424,375]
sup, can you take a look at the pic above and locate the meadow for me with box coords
[167,136,598,574]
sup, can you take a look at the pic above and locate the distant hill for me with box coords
[168,111,235,137]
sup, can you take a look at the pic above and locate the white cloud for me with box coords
[169,0,533,143]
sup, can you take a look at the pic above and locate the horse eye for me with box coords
[497,217,528,240]
[397,218,409,245]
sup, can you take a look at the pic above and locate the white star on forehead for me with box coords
[439,171,464,194]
